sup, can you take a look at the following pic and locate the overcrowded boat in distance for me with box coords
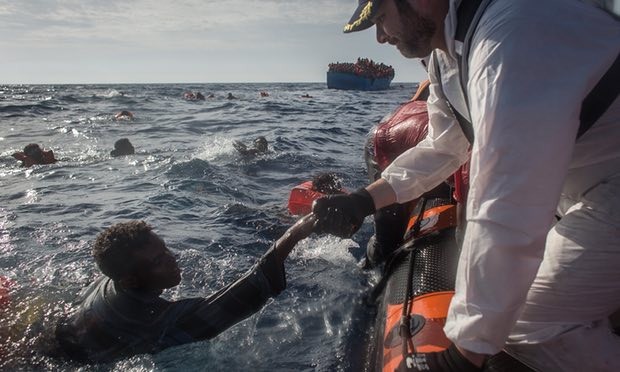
[327,58,395,91]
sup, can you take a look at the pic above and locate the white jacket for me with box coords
[381,0,620,354]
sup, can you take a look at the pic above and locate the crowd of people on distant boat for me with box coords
[328,58,395,80]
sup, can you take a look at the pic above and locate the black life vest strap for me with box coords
[578,51,620,139]
[447,100,474,144]
[455,0,481,43]
[454,0,487,143]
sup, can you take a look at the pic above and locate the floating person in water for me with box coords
[226,93,237,100]
[206,93,215,99]
[259,91,269,97]
[299,94,313,99]
[12,143,57,167]
[114,111,134,121]
[55,215,317,363]
[110,138,135,157]
[233,136,269,157]
[183,92,205,101]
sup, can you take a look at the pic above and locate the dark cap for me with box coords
[343,0,382,33]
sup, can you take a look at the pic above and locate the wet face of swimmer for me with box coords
[127,232,182,291]
[93,221,182,292]
[254,137,268,152]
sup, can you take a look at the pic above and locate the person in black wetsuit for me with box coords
[55,215,316,363]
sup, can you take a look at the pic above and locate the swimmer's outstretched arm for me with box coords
[12,152,26,161]
[172,215,317,341]
[233,141,248,154]
[272,214,316,265]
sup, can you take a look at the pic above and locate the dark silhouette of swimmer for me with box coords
[260,91,269,97]
[12,143,57,167]
[110,138,135,157]
[300,94,313,99]
[227,93,237,100]
[114,111,134,120]
[55,216,317,363]
[183,92,205,101]
[233,136,269,157]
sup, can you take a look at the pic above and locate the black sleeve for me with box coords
[173,246,286,341]
[256,245,286,294]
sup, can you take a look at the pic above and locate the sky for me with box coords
[0,0,428,84]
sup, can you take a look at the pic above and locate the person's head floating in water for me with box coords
[114,111,134,121]
[312,172,344,194]
[110,138,135,157]
[233,136,269,157]
[93,220,181,290]
[253,136,268,153]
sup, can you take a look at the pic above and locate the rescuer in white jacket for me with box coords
[313,0,620,370]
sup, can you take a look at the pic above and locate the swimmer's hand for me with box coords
[12,152,26,161]
[233,141,248,154]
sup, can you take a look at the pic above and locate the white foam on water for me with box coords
[195,135,239,162]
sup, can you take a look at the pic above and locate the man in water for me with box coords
[233,136,269,157]
[110,138,135,157]
[12,143,57,167]
[183,92,206,101]
[314,0,620,370]
[114,111,134,120]
[55,215,316,363]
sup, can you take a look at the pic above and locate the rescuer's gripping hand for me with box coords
[397,344,482,372]
[312,188,375,238]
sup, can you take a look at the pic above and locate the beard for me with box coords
[394,1,436,58]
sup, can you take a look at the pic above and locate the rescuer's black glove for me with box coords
[397,344,482,372]
[312,188,375,238]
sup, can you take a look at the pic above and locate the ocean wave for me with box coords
[0,82,418,370]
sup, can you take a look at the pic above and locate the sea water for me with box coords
[0,82,418,371]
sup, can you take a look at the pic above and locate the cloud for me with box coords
[0,1,430,84]
[0,1,355,41]
[0,0,359,56]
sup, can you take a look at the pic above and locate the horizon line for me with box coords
[0,81,419,86]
